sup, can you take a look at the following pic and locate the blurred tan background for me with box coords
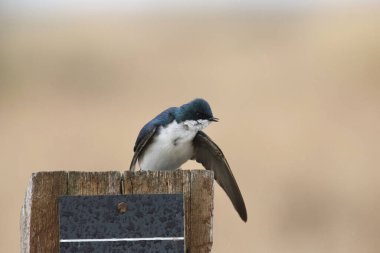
[1,1,380,252]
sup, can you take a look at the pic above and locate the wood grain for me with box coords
[189,170,214,253]
[67,171,121,195]
[21,171,68,253]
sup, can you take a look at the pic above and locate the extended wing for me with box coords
[192,131,247,222]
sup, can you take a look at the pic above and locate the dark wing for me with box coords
[130,107,176,171]
[129,126,157,171]
[192,131,247,222]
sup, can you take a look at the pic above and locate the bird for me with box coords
[129,98,247,222]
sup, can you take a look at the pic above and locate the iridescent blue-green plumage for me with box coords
[175,98,214,123]
[133,98,215,152]
[133,107,176,152]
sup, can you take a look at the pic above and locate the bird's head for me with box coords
[175,98,218,124]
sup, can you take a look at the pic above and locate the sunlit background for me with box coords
[1,0,379,252]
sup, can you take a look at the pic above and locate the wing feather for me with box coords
[129,127,157,171]
[192,131,247,222]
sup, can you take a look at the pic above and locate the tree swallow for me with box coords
[129,98,247,222]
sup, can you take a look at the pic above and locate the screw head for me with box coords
[117,202,128,214]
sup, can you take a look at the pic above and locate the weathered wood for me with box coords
[21,171,122,253]
[21,170,213,253]
[67,171,121,195]
[123,170,214,253]
[189,171,214,253]
[21,171,68,253]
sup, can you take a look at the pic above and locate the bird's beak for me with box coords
[209,117,219,122]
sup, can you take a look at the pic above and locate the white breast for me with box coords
[139,120,209,171]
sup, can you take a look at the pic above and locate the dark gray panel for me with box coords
[59,194,184,252]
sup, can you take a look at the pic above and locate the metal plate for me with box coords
[59,194,184,252]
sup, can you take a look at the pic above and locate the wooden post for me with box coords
[21,170,214,253]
